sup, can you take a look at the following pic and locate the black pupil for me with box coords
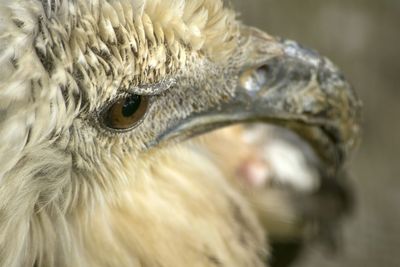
[122,95,142,117]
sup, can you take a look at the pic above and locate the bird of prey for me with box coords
[0,0,361,266]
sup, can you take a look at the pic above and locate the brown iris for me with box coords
[102,94,149,130]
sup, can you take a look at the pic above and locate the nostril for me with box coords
[257,64,272,78]
[240,64,272,93]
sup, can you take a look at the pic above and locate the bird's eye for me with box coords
[101,94,149,131]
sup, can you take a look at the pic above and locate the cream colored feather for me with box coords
[0,1,269,266]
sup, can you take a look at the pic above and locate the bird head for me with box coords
[0,0,361,210]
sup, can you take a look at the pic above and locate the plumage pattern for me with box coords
[0,1,266,266]
[0,1,360,266]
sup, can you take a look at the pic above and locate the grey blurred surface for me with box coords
[231,0,400,266]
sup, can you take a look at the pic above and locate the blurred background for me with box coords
[231,0,400,266]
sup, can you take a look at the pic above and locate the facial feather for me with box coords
[0,1,267,267]
[0,0,239,198]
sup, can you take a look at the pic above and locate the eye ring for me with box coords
[100,94,150,132]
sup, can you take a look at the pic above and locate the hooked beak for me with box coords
[155,28,361,174]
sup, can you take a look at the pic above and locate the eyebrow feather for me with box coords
[125,77,176,95]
